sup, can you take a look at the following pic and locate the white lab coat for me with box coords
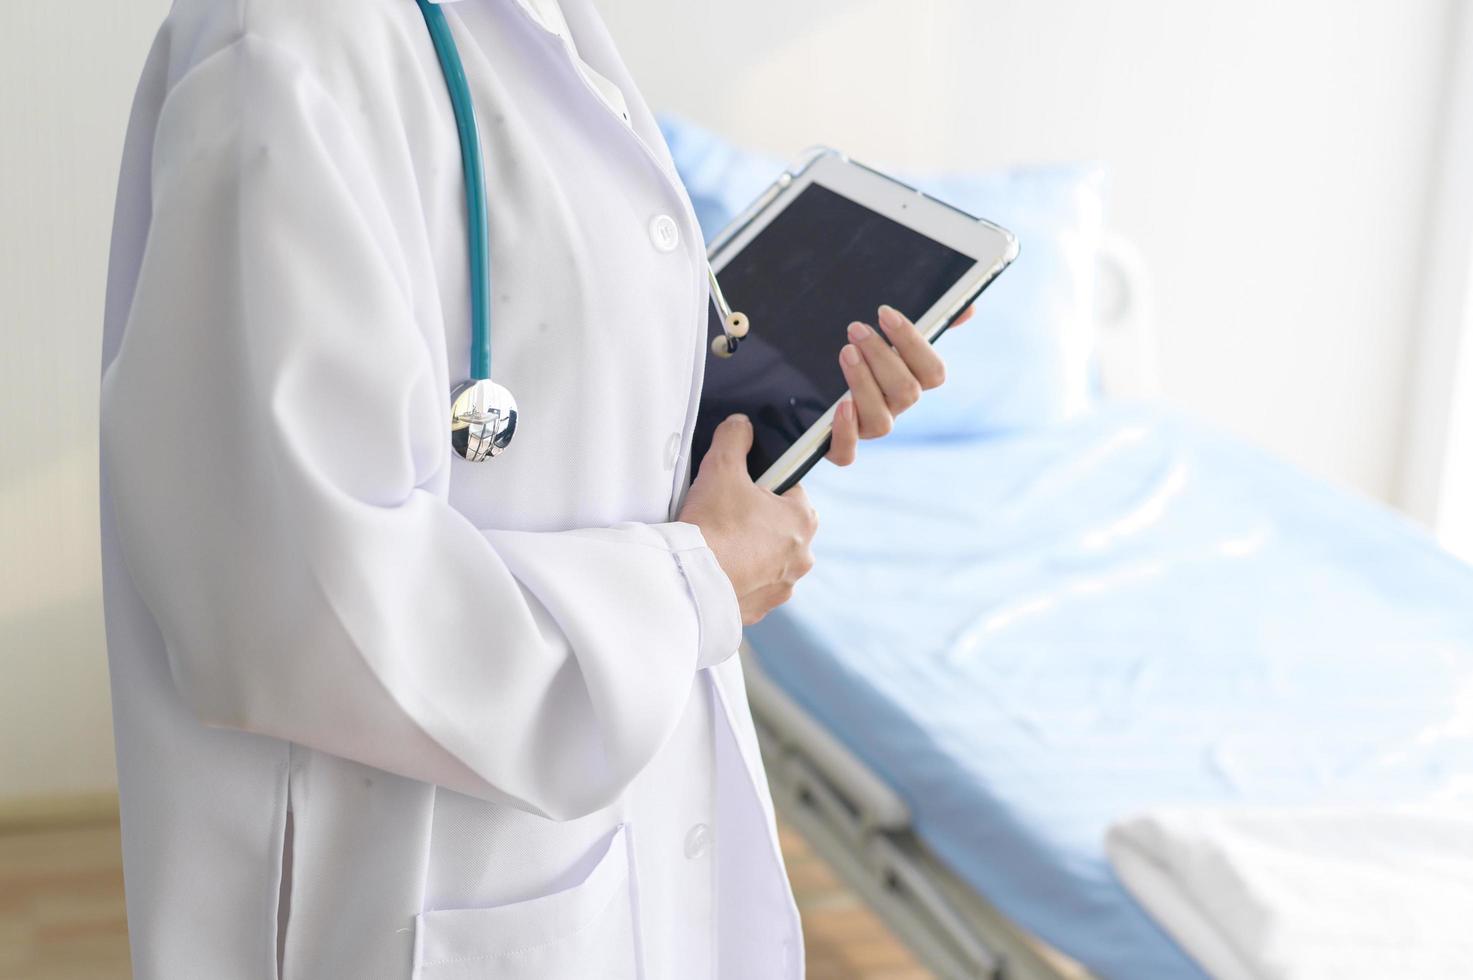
[98,0,802,976]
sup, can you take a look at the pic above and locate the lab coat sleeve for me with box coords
[101,36,740,820]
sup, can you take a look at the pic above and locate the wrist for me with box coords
[667,521,744,665]
[683,520,738,591]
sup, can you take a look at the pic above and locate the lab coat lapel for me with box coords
[546,0,718,516]
[554,0,689,189]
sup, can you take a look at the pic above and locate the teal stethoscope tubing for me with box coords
[415,0,493,381]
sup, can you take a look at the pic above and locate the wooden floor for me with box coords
[0,817,929,980]
[0,822,131,980]
[779,822,933,980]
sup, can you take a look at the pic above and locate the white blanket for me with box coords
[1106,806,1473,980]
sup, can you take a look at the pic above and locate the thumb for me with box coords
[705,414,754,472]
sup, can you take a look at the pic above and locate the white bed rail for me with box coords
[1093,234,1160,400]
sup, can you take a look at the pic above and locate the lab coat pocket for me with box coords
[412,824,640,980]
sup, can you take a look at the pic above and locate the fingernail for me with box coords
[847,321,871,342]
[838,399,853,420]
[728,413,749,425]
[878,305,902,330]
[840,344,861,366]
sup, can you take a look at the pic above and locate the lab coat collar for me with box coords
[424,0,561,39]
[418,0,688,216]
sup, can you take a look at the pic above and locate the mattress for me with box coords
[744,403,1473,980]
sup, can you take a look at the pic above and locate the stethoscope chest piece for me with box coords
[451,379,518,461]
[417,0,748,462]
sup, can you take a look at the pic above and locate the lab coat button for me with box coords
[664,431,682,470]
[684,822,712,859]
[649,214,680,252]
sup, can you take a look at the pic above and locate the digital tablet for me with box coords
[690,150,1019,494]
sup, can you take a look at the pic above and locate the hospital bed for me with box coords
[740,400,1473,979]
[659,116,1473,978]
[738,238,1473,979]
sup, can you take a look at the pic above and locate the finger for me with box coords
[848,319,922,413]
[826,396,858,466]
[704,413,754,474]
[839,342,893,438]
[951,305,976,327]
[876,305,946,390]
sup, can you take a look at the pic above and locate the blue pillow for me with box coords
[658,115,1107,437]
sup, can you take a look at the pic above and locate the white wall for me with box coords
[1399,2,1473,562]
[595,0,1455,499]
[0,0,170,802]
[0,0,1455,801]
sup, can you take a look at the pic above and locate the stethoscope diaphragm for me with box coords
[416,0,748,461]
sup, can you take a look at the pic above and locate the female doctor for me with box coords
[99,0,963,977]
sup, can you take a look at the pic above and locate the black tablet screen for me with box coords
[691,182,976,484]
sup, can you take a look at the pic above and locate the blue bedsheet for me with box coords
[745,403,1473,979]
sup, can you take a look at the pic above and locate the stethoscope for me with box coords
[415,0,750,462]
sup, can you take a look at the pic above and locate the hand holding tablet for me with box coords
[825,302,974,467]
[690,151,1017,493]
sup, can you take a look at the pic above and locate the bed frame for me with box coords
[743,646,1094,980]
